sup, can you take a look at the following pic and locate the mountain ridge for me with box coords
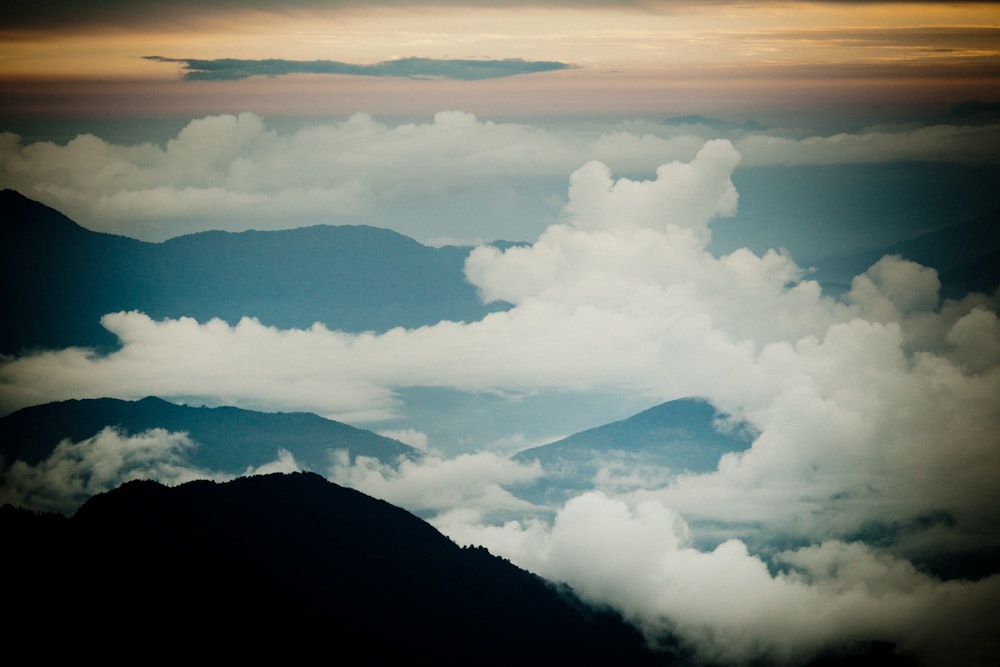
[0,395,415,475]
[517,397,751,461]
[5,188,996,358]
[1,189,510,354]
[0,471,667,664]
[513,398,753,505]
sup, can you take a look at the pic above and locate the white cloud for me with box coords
[947,306,1000,374]
[3,113,996,243]
[0,427,223,514]
[0,141,804,417]
[243,448,302,477]
[0,427,309,514]
[0,314,401,422]
[376,428,431,452]
[438,491,1000,667]
[1,112,692,241]
[848,255,941,319]
[328,450,541,516]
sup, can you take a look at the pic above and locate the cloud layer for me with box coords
[0,427,304,514]
[2,134,998,665]
[4,138,996,547]
[437,492,1000,667]
[3,112,998,243]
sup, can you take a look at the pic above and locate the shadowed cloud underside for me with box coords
[145,56,573,81]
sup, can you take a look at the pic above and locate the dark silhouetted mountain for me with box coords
[0,472,669,664]
[0,189,510,355]
[512,398,753,505]
[939,248,1000,299]
[809,209,1000,299]
[0,395,414,474]
[942,99,1000,125]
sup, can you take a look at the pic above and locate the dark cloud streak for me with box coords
[6,1,997,33]
[2,1,660,32]
[144,56,573,81]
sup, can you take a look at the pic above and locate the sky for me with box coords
[2,2,1000,666]
[3,1,999,122]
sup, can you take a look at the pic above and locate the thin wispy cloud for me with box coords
[5,1,997,120]
[145,56,573,81]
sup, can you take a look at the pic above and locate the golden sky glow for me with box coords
[1,2,998,119]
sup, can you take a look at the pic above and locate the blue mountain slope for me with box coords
[0,395,415,474]
[0,189,510,355]
[512,398,754,505]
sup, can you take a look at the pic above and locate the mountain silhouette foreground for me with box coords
[1,472,667,664]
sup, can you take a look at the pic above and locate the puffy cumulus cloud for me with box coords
[644,315,1000,563]
[562,138,738,238]
[946,306,1000,374]
[465,142,846,355]
[850,255,941,316]
[242,448,302,477]
[328,450,541,517]
[4,113,995,242]
[440,491,1000,667]
[842,257,1000,364]
[0,427,223,514]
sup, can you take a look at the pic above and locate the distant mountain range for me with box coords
[513,398,753,505]
[0,395,752,517]
[1,188,509,355]
[1,472,665,664]
[5,185,995,512]
[0,395,415,474]
[5,188,996,358]
[806,209,1000,299]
